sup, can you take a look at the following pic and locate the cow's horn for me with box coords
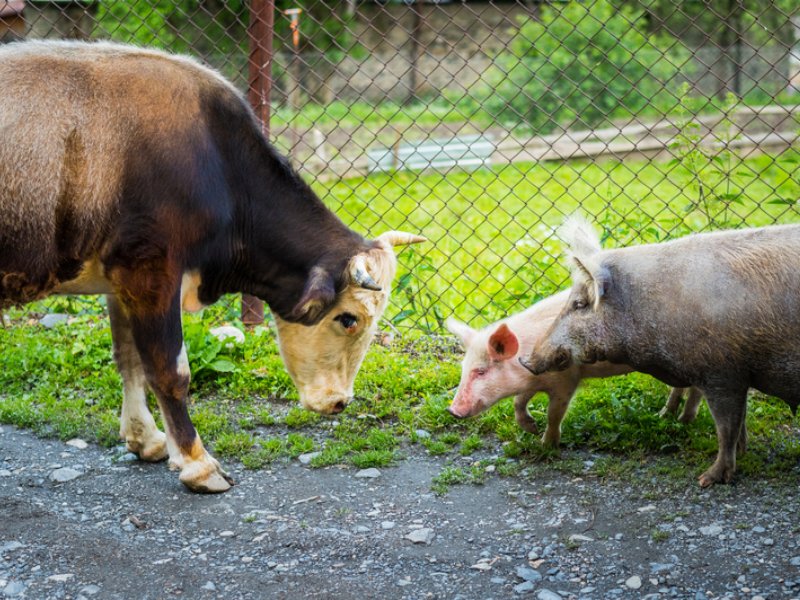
[350,255,382,291]
[376,231,427,247]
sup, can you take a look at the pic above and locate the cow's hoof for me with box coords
[179,455,235,493]
[127,432,168,462]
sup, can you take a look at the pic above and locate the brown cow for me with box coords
[0,40,424,493]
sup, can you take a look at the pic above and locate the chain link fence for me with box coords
[3,0,799,332]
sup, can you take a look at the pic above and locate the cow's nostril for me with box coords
[332,400,346,413]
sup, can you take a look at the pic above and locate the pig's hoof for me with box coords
[515,413,539,434]
[698,465,733,488]
[540,432,561,449]
[126,431,168,462]
[179,454,235,493]
[677,412,696,424]
[658,406,675,419]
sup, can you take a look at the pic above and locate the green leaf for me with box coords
[391,309,415,324]
[209,359,237,373]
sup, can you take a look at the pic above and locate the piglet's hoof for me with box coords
[179,455,235,493]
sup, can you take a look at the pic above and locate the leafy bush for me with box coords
[481,0,685,133]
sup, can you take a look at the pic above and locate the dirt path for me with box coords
[1,425,799,599]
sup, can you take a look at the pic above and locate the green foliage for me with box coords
[480,0,683,133]
[182,320,242,383]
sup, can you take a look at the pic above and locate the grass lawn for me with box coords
[1,151,799,492]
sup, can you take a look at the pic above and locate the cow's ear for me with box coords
[487,323,519,361]
[445,318,475,346]
[290,266,336,323]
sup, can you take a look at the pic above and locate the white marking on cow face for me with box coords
[176,343,191,378]
[274,248,396,415]
[181,271,206,313]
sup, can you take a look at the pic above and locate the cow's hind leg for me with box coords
[108,295,167,462]
[119,289,233,493]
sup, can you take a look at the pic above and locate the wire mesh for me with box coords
[2,0,799,332]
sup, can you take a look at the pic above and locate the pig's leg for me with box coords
[678,387,703,424]
[541,381,578,448]
[737,414,748,456]
[659,387,686,418]
[698,388,747,487]
[514,394,538,434]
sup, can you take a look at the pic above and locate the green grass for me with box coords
[2,152,800,492]
[318,150,800,328]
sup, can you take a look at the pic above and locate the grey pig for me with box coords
[522,219,800,487]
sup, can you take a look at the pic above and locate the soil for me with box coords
[1,424,800,600]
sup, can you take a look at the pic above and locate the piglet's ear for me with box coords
[289,266,336,324]
[487,323,519,361]
[445,318,475,346]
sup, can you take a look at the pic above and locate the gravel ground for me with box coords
[1,424,800,600]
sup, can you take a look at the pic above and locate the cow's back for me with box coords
[0,41,242,305]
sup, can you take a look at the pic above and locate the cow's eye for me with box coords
[334,312,358,330]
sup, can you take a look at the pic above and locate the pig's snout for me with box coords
[520,347,572,375]
[447,404,468,419]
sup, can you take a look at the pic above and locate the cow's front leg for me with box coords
[108,295,167,462]
[125,295,233,493]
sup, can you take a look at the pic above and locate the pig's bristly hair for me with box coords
[558,216,607,310]
[559,216,602,267]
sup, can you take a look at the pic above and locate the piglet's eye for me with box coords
[334,312,358,330]
[475,367,488,377]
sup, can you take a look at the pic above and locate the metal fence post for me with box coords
[242,0,275,327]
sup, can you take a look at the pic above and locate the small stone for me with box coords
[404,528,434,545]
[790,556,800,567]
[2,581,25,597]
[298,452,321,465]
[568,534,593,543]
[516,566,542,583]
[209,326,245,345]
[752,525,766,533]
[485,465,496,473]
[626,575,642,590]
[202,582,216,591]
[0,470,10,477]
[353,526,370,534]
[536,590,561,600]
[0,542,24,554]
[50,467,82,483]
[47,574,74,583]
[699,524,723,536]
[381,521,395,530]
[514,581,534,594]
[471,562,493,572]
[415,429,431,439]
[66,439,88,450]
[354,468,381,479]
[219,530,235,538]
[650,563,673,574]
[40,313,68,328]
[491,577,507,584]
[637,505,656,513]
[396,577,411,587]
[80,585,100,596]
[762,538,774,546]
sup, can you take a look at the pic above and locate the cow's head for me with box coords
[273,231,425,414]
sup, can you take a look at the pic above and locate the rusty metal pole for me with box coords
[242,0,274,327]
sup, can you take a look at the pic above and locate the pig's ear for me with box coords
[487,323,519,361]
[573,259,612,310]
[592,265,612,307]
[445,318,475,346]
